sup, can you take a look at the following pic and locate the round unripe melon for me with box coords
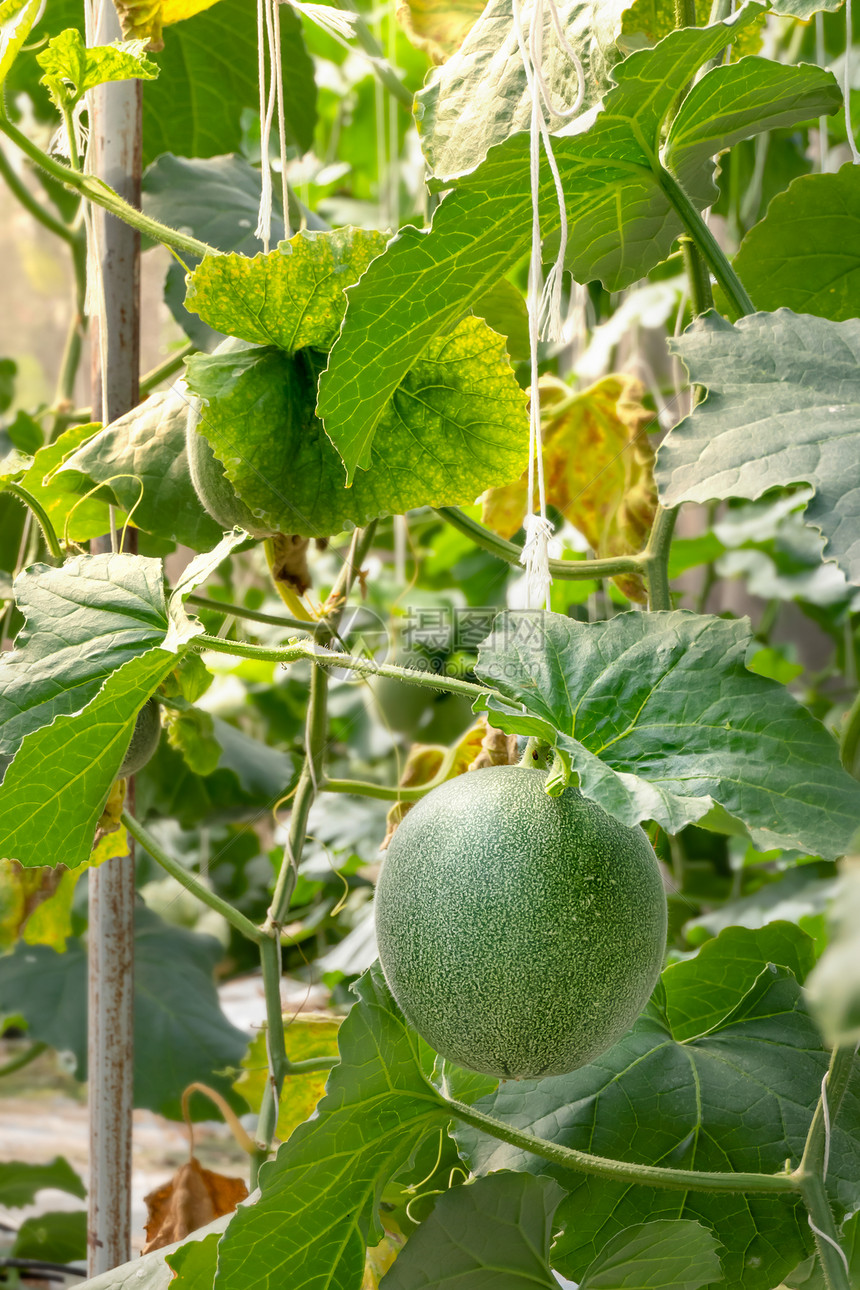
[118,698,161,778]
[185,337,309,540]
[186,410,274,538]
[375,765,667,1079]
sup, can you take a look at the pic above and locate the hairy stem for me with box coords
[197,633,490,700]
[448,1099,798,1195]
[0,145,74,243]
[122,810,262,944]
[139,341,196,397]
[0,117,217,260]
[643,505,678,611]
[253,524,378,1165]
[793,1045,856,1289]
[187,593,314,636]
[800,1174,852,1290]
[656,167,755,320]
[4,484,63,560]
[435,507,644,580]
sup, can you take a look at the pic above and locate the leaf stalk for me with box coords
[0,116,218,260]
[447,1099,799,1195]
[435,507,644,580]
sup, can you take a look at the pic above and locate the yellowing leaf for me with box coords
[0,825,129,953]
[234,1014,341,1143]
[363,1234,405,1289]
[382,721,491,847]
[482,374,657,602]
[396,0,486,63]
[113,0,219,49]
[161,0,221,25]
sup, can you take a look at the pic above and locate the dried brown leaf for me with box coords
[142,1157,247,1254]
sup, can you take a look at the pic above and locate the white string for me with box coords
[820,1069,832,1183]
[272,0,291,240]
[844,0,860,164]
[808,1216,851,1277]
[255,0,277,248]
[509,0,584,608]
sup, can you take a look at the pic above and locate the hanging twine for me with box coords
[510,0,584,608]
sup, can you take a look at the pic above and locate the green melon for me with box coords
[118,699,161,778]
[185,337,302,540]
[375,765,667,1079]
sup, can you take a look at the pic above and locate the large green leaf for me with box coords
[214,965,449,1290]
[578,1220,722,1290]
[0,908,248,1118]
[1,420,112,544]
[664,58,840,207]
[185,230,388,352]
[472,609,860,857]
[380,1171,564,1290]
[724,165,860,321]
[455,924,860,1290]
[0,648,176,868]
[416,0,625,180]
[657,310,860,587]
[167,1232,221,1288]
[141,0,316,166]
[57,390,224,551]
[0,1157,86,1207]
[0,554,173,759]
[0,535,241,867]
[317,8,840,477]
[661,922,815,1040]
[184,320,528,538]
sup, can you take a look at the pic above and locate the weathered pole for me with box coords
[86,1,142,1274]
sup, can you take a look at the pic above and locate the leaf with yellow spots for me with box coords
[481,373,657,602]
[234,1014,341,1143]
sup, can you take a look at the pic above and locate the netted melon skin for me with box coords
[375,765,667,1079]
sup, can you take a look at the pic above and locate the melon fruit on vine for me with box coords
[375,764,667,1079]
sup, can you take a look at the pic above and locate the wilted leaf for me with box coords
[142,1157,248,1253]
[381,722,487,847]
[0,861,64,951]
[234,1013,342,1143]
[482,374,656,601]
